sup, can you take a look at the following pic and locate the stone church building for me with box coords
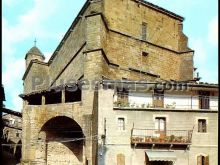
[20,0,218,165]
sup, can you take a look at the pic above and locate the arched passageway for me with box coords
[40,116,84,165]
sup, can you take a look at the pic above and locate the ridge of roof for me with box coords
[134,0,184,21]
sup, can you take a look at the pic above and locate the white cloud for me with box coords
[190,38,207,65]
[44,52,53,62]
[208,15,218,46]
[2,59,25,111]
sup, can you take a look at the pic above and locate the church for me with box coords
[20,0,218,164]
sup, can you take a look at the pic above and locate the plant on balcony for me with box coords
[165,102,176,109]
[132,137,144,143]
[169,135,175,142]
[145,137,150,142]
[164,136,170,142]
[146,103,154,108]
[181,138,187,143]
[135,104,140,108]
[114,99,130,107]
[130,103,135,108]
[173,136,182,143]
[141,104,146,108]
[151,137,159,142]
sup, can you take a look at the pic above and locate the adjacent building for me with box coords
[20,0,218,165]
[2,112,22,165]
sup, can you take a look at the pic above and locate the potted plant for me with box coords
[151,137,156,142]
[170,135,175,142]
[164,136,169,143]
[145,137,150,142]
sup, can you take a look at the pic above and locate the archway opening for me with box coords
[40,116,84,165]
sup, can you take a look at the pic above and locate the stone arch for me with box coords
[38,116,84,165]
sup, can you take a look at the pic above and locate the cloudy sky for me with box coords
[2,0,218,112]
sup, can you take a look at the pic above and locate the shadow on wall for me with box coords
[40,116,84,163]
[2,139,21,165]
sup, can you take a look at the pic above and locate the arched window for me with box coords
[117,153,125,165]
[197,155,209,165]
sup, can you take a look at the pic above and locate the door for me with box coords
[155,117,166,138]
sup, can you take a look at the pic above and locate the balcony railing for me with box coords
[113,93,218,110]
[131,128,192,145]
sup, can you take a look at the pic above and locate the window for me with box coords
[153,89,164,107]
[16,132,20,137]
[117,88,129,106]
[118,118,125,131]
[198,119,207,133]
[197,155,209,165]
[155,117,166,138]
[142,51,149,57]
[142,22,147,41]
[117,153,125,165]
[199,91,210,109]
[155,117,166,131]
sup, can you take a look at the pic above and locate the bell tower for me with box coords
[25,39,45,68]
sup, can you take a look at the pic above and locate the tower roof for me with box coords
[25,46,45,59]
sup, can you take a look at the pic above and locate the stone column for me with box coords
[41,95,45,105]
[62,90,65,103]
[35,131,47,165]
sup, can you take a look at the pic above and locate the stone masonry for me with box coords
[20,0,217,165]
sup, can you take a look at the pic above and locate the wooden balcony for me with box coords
[131,128,193,146]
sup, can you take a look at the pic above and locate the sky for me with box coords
[2,0,218,112]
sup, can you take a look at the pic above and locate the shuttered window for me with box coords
[198,119,207,133]
[117,153,125,165]
[197,155,209,165]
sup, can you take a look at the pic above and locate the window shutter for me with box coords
[117,154,125,165]
[205,155,209,165]
[197,155,202,165]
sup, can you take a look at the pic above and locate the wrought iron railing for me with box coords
[131,128,192,145]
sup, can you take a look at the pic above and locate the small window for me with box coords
[118,118,125,131]
[153,89,164,100]
[198,119,207,133]
[16,132,20,137]
[142,22,147,41]
[199,91,210,109]
[117,88,129,102]
[142,52,149,57]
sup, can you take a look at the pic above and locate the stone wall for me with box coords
[104,0,190,52]
[24,62,49,94]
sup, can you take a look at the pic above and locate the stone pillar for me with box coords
[41,95,45,105]
[35,131,47,165]
[62,90,65,103]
